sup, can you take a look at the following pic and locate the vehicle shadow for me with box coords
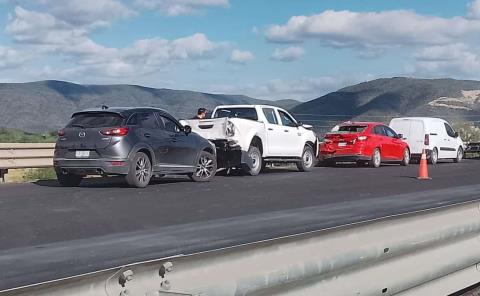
[34,176,192,188]
[215,166,299,177]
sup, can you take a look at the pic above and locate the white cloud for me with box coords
[468,0,480,19]
[6,6,225,78]
[134,0,228,16]
[410,43,480,79]
[45,0,135,28]
[271,46,304,62]
[229,49,254,64]
[8,0,135,28]
[265,9,480,52]
[0,46,29,69]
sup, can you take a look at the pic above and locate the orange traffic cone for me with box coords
[417,149,431,180]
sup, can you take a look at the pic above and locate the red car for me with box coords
[320,122,410,167]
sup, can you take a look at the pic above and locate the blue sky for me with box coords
[0,0,479,101]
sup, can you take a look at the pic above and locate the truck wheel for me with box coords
[297,145,315,172]
[125,152,152,188]
[243,146,262,176]
[453,147,463,163]
[370,148,381,168]
[189,151,217,182]
[428,148,438,165]
[56,170,83,187]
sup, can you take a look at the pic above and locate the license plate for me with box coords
[338,142,347,147]
[75,150,90,158]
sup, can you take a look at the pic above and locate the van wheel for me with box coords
[370,148,381,168]
[401,148,410,166]
[126,152,152,188]
[428,148,438,165]
[454,147,463,163]
[56,170,83,187]
[243,146,262,176]
[189,151,217,182]
[297,145,315,172]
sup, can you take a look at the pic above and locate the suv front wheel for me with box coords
[126,152,152,188]
[189,151,217,182]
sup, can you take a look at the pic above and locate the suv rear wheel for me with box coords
[189,151,217,182]
[297,145,315,172]
[56,170,83,187]
[126,152,152,188]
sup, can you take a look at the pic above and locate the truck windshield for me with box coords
[213,108,258,121]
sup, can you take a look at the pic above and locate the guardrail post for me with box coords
[0,169,7,182]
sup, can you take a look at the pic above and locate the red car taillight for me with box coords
[57,129,65,137]
[424,134,429,146]
[101,127,129,136]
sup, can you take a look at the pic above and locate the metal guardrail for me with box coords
[2,201,479,296]
[0,143,55,181]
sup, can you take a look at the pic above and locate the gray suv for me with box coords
[54,107,217,187]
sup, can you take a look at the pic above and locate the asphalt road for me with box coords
[1,159,480,290]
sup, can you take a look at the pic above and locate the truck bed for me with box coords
[181,118,229,140]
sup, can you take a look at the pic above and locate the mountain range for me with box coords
[0,80,298,132]
[292,77,480,132]
[1,77,480,133]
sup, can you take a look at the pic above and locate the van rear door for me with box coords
[390,118,424,154]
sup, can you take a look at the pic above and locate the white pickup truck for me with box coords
[182,105,318,175]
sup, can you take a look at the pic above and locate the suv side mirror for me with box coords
[184,125,192,135]
[454,131,459,138]
[397,133,403,139]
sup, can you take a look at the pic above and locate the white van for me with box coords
[389,117,465,164]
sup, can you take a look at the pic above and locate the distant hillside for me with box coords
[292,77,480,131]
[0,80,299,132]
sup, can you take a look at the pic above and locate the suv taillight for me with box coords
[101,127,129,136]
[57,129,65,137]
[424,134,429,146]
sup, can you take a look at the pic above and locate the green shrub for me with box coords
[452,122,480,143]
[22,168,57,182]
[0,128,56,143]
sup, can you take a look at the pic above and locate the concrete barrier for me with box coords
[2,201,479,296]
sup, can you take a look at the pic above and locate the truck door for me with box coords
[277,109,304,157]
[262,107,285,156]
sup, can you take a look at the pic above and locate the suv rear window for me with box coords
[68,113,124,128]
[335,125,367,133]
[213,108,258,121]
